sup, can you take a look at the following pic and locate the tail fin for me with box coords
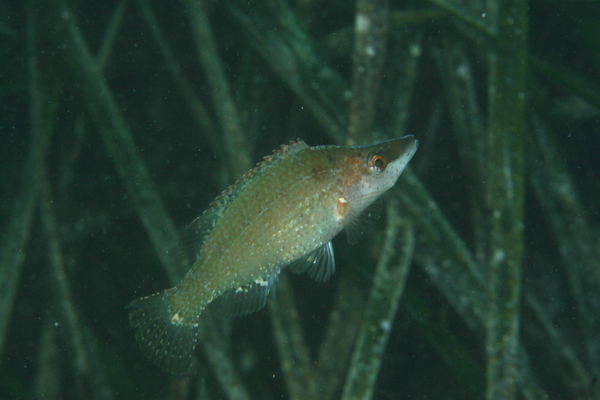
[127,290,199,375]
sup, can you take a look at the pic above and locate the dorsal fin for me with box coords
[183,140,309,262]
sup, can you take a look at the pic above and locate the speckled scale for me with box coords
[182,139,309,263]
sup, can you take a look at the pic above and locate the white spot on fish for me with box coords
[254,278,269,287]
[171,312,182,324]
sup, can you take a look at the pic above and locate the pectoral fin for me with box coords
[288,241,335,283]
[345,197,382,245]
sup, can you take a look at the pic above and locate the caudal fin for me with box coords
[127,290,199,375]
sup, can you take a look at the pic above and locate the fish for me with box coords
[127,135,418,374]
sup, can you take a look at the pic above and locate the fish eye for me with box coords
[369,155,387,172]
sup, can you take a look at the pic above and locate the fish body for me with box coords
[128,136,418,374]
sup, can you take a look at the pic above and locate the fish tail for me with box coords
[127,289,199,375]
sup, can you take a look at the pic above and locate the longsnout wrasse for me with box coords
[128,136,418,374]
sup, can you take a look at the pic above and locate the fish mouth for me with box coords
[394,135,418,160]
[370,135,418,164]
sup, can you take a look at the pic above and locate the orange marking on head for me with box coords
[339,155,364,188]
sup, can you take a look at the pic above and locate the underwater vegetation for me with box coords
[0,0,599,399]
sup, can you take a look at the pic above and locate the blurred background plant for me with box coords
[1,0,599,399]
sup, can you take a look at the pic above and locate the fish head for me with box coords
[340,135,418,211]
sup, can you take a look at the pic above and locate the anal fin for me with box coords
[210,272,279,318]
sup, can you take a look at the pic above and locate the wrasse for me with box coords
[128,136,418,374]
